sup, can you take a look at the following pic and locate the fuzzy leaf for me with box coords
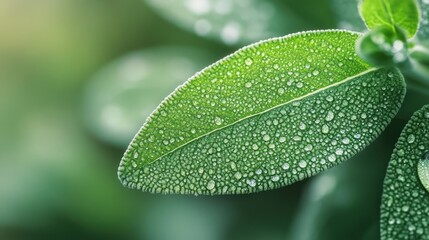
[417,0,429,43]
[359,0,420,38]
[83,47,213,147]
[144,0,310,45]
[118,30,405,195]
[380,105,429,239]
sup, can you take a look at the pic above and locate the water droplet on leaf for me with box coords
[214,117,223,125]
[418,151,429,192]
[207,180,216,190]
[407,134,415,143]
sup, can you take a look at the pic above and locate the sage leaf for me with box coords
[356,26,408,67]
[380,105,429,239]
[144,0,310,45]
[359,0,420,38]
[417,0,429,43]
[289,125,400,240]
[118,30,405,195]
[83,47,212,147]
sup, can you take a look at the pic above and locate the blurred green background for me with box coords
[0,0,426,239]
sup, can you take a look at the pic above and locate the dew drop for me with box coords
[407,134,415,143]
[279,137,286,143]
[335,148,344,155]
[312,70,319,76]
[271,175,280,182]
[245,82,252,88]
[299,123,306,130]
[328,154,336,162]
[277,88,285,95]
[245,58,253,66]
[342,138,350,144]
[230,162,237,170]
[293,136,302,141]
[282,163,290,170]
[397,149,405,156]
[304,144,313,151]
[322,125,330,134]
[252,144,259,150]
[299,160,307,168]
[263,134,270,141]
[247,179,256,187]
[418,151,429,192]
[214,116,223,125]
[234,172,242,180]
[325,111,334,121]
[207,180,215,190]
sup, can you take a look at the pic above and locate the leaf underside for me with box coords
[380,105,429,240]
[118,30,405,195]
[359,0,419,38]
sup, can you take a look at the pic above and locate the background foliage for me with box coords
[0,0,426,239]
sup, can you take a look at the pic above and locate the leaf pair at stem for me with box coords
[118,0,428,239]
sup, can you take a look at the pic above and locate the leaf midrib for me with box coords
[146,67,378,165]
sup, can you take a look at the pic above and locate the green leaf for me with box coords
[82,47,213,147]
[118,30,406,195]
[289,123,401,240]
[356,26,408,67]
[417,0,429,43]
[144,0,310,45]
[380,105,429,239]
[359,0,420,38]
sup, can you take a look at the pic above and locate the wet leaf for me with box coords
[289,123,400,240]
[144,0,309,45]
[380,105,429,239]
[359,0,420,38]
[417,0,429,43]
[118,30,405,195]
[356,26,408,67]
[83,47,212,147]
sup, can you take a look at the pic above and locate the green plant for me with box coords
[118,0,428,238]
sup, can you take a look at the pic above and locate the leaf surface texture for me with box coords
[381,105,429,239]
[119,30,405,195]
